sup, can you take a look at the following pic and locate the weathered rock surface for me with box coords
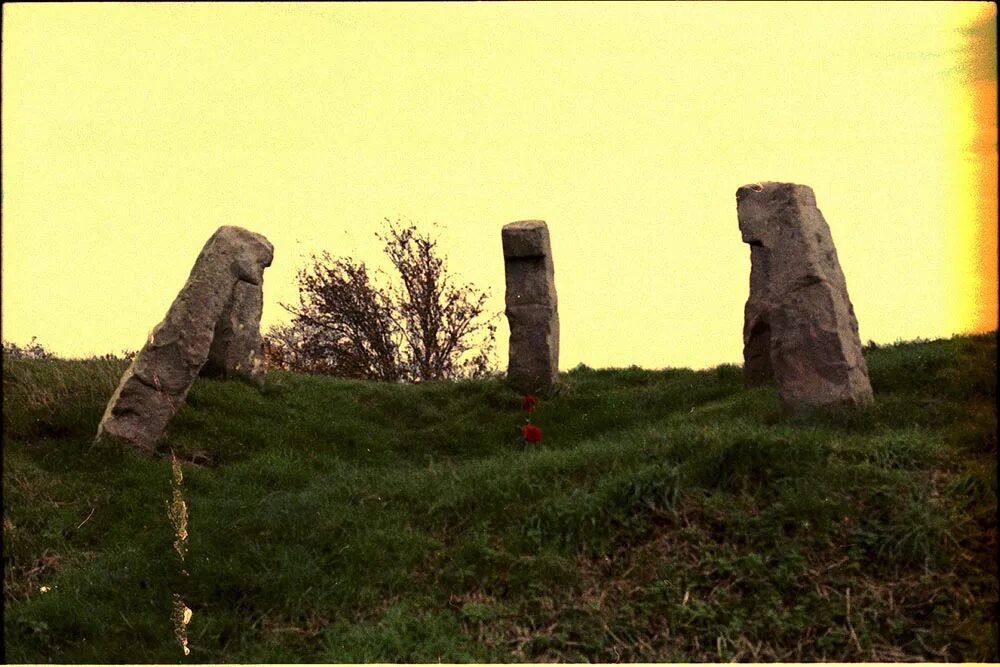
[736,182,873,409]
[202,279,267,384]
[96,226,273,455]
[503,220,559,396]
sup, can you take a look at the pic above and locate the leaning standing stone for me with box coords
[96,226,274,455]
[502,220,560,397]
[736,182,873,409]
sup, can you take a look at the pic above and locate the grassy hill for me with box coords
[3,333,997,662]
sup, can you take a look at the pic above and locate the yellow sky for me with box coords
[2,2,996,370]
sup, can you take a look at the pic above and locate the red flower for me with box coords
[521,424,542,443]
[521,394,538,413]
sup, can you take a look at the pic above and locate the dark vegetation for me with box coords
[3,338,56,361]
[3,332,997,662]
[265,219,498,381]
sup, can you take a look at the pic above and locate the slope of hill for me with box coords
[3,333,996,662]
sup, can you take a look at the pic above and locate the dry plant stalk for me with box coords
[172,593,193,656]
[168,452,191,655]
[168,453,189,560]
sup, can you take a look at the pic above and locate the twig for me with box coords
[845,587,863,654]
[809,555,850,576]
[76,507,96,530]
[914,631,949,658]
[603,622,627,648]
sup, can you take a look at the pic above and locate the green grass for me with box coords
[3,333,997,662]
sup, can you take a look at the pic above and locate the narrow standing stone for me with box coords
[96,226,274,455]
[736,182,873,409]
[502,220,559,397]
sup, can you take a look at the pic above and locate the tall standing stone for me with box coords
[736,182,873,409]
[502,220,559,396]
[96,226,274,455]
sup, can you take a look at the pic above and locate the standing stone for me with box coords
[96,226,274,455]
[502,220,559,397]
[736,182,873,409]
[202,279,267,384]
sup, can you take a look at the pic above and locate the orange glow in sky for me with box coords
[2,2,996,368]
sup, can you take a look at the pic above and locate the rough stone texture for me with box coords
[96,226,273,454]
[202,279,267,384]
[736,182,873,409]
[503,220,559,396]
